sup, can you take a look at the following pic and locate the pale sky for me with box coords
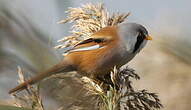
[6,0,191,41]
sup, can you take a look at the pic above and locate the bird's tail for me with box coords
[9,59,73,94]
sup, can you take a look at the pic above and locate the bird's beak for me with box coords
[145,35,152,40]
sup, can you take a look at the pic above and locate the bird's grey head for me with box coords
[118,23,152,53]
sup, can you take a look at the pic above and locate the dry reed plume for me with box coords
[11,66,44,110]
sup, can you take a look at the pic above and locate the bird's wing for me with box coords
[65,26,117,54]
[66,37,108,53]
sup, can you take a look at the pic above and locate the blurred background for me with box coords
[0,0,191,110]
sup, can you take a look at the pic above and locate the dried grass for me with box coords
[12,66,44,110]
[82,67,162,110]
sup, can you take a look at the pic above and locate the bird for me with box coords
[9,23,152,94]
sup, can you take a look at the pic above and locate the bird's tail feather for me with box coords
[9,59,73,94]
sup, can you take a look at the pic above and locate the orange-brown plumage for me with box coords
[9,23,152,94]
[67,26,121,76]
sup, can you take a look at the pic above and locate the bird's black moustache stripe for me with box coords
[133,33,144,53]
